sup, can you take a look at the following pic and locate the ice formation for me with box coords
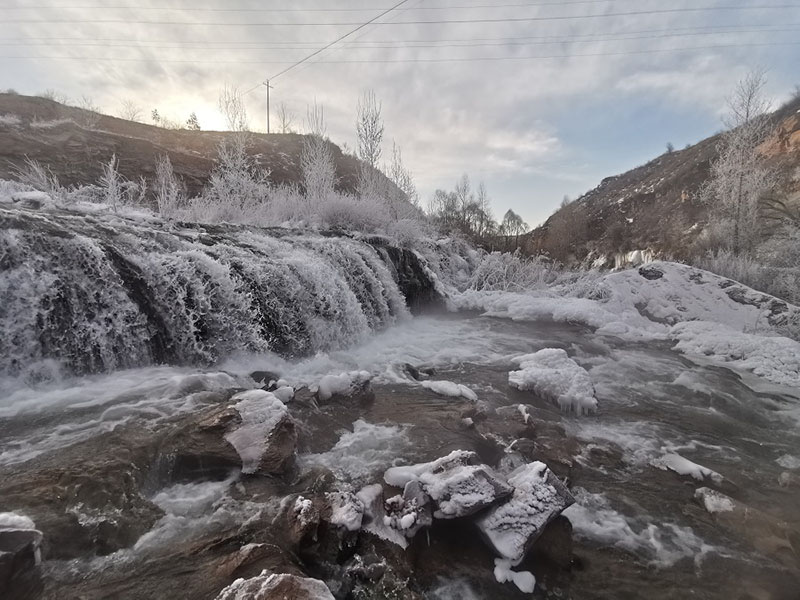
[508,348,597,415]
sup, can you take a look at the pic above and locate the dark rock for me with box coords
[638,266,664,280]
[530,515,573,568]
[157,400,242,483]
[0,527,43,600]
[249,370,280,387]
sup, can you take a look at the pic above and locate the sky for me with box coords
[2,0,799,227]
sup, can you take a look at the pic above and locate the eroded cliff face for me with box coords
[526,97,800,266]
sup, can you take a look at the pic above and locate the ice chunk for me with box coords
[272,385,295,403]
[493,558,536,593]
[421,379,478,401]
[224,389,290,474]
[694,487,734,514]
[508,348,597,415]
[651,453,722,483]
[384,450,512,519]
[477,462,574,562]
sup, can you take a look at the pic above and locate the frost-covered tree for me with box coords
[703,68,775,256]
[385,141,418,217]
[301,101,337,199]
[154,154,182,218]
[356,90,384,199]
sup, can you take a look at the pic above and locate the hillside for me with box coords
[526,96,800,266]
[0,93,380,199]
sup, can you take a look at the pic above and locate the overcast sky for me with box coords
[2,0,799,226]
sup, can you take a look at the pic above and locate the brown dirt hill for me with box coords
[525,96,800,266]
[0,93,384,198]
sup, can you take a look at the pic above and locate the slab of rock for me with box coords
[215,570,335,600]
[384,450,513,519]
[476,461,574,563]
[224,389,297,475]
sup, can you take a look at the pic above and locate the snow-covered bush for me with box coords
[696,244,800,306]
[467,252,559,292]
[11,157,64,200]
[0,114,21,128]
[186,136,270,223]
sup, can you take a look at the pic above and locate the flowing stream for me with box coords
[0,206,798,599]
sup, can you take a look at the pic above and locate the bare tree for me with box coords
[119,100,143,122]
[218,84,249,132]
[277,102,295,134]
[703,68,775,255]
[500,209,529,250]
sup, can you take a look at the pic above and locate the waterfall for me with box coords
[0,207,435,377]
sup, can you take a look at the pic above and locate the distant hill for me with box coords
[0,93,389,199]
[525,96,800,266]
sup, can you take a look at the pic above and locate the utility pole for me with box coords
[264,79,273,134]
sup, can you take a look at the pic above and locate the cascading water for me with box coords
[0,206,427,379]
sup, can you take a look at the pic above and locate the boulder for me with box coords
[0,515,43,599]
[215,570,335,600]
[476,461,574,563]
[224,390,297,475]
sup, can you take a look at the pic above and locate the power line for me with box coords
[0,0,629,10]
[3,23,796,46]
[4,6,800,26]
[3,41,798,65]
[2,27,797,52]
[267,0,411,81]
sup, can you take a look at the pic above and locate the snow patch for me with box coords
[315,370,371,401]
[493,558,536,593]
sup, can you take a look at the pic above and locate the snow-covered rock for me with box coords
[694,487,734,514]
[384,450,513,519]
[476,462,574,563]
[356,484,409,549]
[315,370,372,402]
[383,480,433,538]
[326,491,365,532]
[508,349,597,415]
[214,570,335,600]
[224,389,296,475]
